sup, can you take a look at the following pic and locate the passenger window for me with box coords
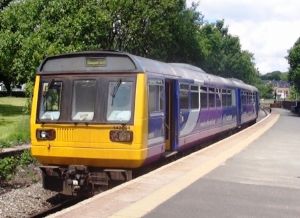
[39,81,62,120]
[107,81,133,122]
[231,89,236,106]
[208,88,215,108]
[222,89,227,107]
[72,80,96,121]
[200,87,208,108]
[242,91,246,105]
[227,89,232,106]
[216,88,221,107]
[247,92,249,104]
[180,84,189,110]
[148,80,164,113]
[191,85,199,110]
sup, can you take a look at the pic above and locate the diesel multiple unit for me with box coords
[31,51,259,195]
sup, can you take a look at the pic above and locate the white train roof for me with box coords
[131,55,258,91]
[38,51,258,92]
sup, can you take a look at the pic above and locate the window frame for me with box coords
[106,80,134,123]
[179,83,190,111]
[216,88,221,108]
[200,86,208,109]
[71,79,97,122]
[148,79,165,115]
[38,80,63,121]
[208,87,216,108]
[190,85,200,110]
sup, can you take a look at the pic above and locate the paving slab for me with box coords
[145,109,300,218]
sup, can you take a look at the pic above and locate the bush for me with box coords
[0,150,36,181]
[19,150,36,166]
[0,157,18,180]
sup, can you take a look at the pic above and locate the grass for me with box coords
[0,97,30,148]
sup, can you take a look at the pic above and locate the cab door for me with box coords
[165,79,179,151]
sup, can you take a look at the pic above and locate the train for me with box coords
[30,51,259,195]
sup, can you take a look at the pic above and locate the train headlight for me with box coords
[110,130,133,142]
[36,129,56,141]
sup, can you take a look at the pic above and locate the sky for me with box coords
[187,0,300,74]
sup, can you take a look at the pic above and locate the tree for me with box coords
[0,0,15,93]
[196,20,259,84]
[255,80,273,99]
[0,0,203,88]
[260,71,288,81]
[0,0,13,10]
[0,0,259,96]
[287,37,300,92]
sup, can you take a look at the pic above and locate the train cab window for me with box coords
[191,85,199,110]
[180,84,189,110]
[107,81,133,122]
[148,80,164,113]
[216,88,221,107]
[208,88,215,108]
[200,86,208,108]
[72,79,96,121]
[39,81,62,121]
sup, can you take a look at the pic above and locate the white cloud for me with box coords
[188,0,300,74]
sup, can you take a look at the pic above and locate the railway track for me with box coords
[29,195,85,218]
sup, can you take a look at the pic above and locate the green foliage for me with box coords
[288,86,299,100]
[0,150,36,181]
[19,149,36,166]
[287,37,300,92]
[24,80,34,114]
[261,71,288,81]
[0,0,259,96]
[0,156,18,180]
[0,0,13,10]
[0,0,203,85]
[256,81,274,99]
[196,20,259,84]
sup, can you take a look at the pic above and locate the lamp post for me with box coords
[113,15,122,51]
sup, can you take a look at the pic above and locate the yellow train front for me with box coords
[31,51,158,195]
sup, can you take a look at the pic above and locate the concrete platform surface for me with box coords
[145,109,300,218]
[50,110,284,218]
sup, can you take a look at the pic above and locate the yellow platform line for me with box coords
[110,114,279,218]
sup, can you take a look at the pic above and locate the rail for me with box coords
[29,196,85,218]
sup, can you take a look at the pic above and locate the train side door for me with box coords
[165,79,179,151]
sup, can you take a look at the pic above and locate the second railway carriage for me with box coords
[31,51,259,195]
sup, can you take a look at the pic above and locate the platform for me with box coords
[50,109,300,218]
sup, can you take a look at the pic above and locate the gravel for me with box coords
[0,182,56,218]
[0,162,57,218]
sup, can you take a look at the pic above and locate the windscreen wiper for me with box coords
[43,79,55,98]
[111,79,122,106]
